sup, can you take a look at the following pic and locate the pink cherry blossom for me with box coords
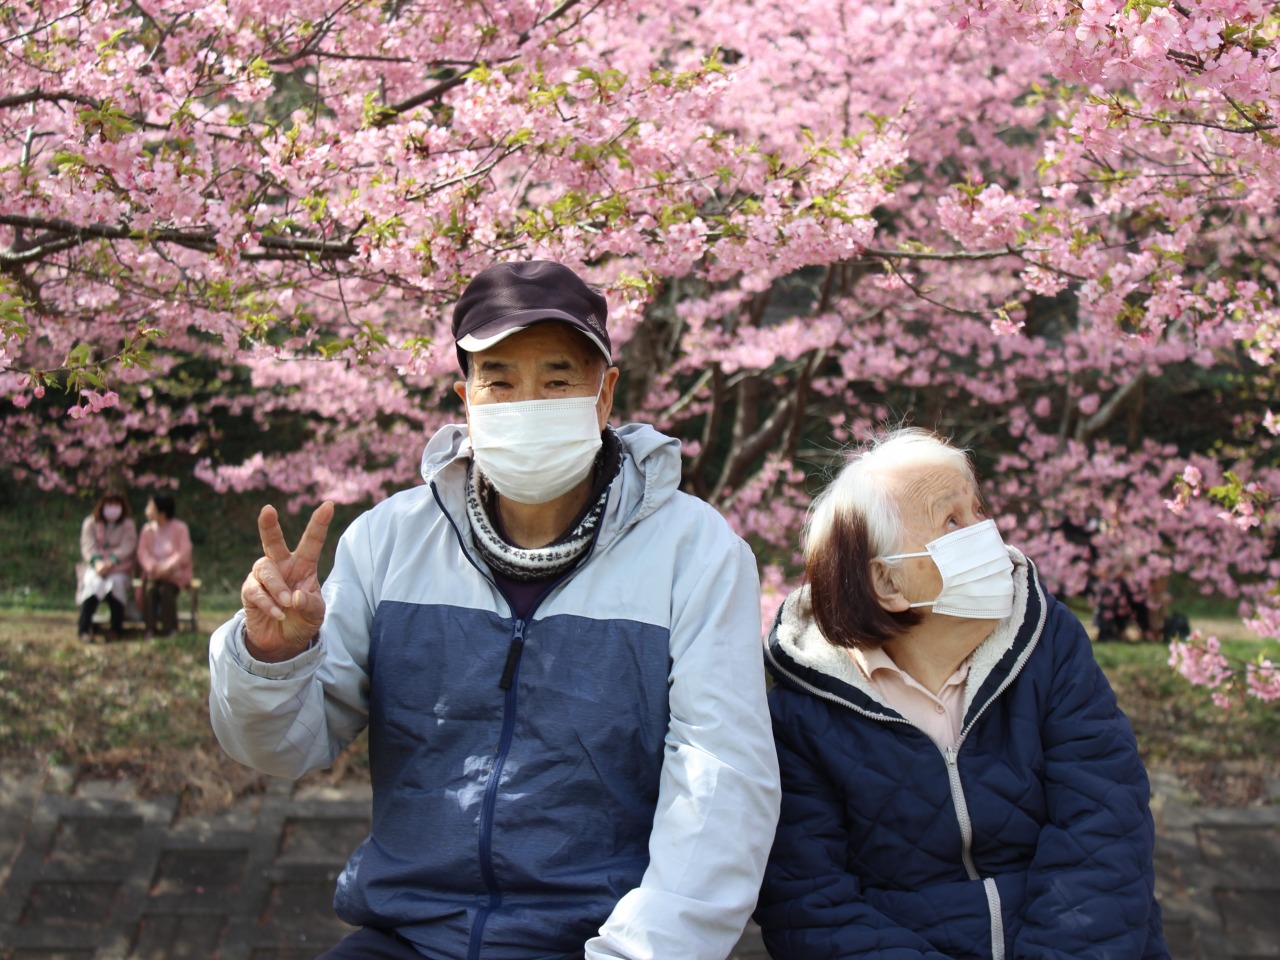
[0,0,1277,710]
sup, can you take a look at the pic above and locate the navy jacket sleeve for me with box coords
[1013,605,1162,959]
[754,690,956,960]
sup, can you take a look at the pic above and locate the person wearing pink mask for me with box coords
[76,491,137,643]
[755,426,1167,960]
[209,261,780,960]
[137,492,194,638]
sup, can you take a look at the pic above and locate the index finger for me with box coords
[293,500,335,565]
[257,504,291,563]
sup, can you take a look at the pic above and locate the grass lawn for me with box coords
[1,603,1276,812]
[1089,617,1280,805]
[0,605,370,813]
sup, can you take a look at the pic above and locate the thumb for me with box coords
[291,587,327,627]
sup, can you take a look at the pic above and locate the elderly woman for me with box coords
[755,427,1167,960]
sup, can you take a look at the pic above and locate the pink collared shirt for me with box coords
[850,645,970,750]
[137,518,194,588]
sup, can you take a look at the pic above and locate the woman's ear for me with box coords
[871,559,912,613]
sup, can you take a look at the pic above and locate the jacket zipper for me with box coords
[469,616,525,960]
[943,744,1008,960]
[432,479,611,958]
[942,746,979,880]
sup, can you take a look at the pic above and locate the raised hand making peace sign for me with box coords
[241,501,335,663]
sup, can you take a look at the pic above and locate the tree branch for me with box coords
[1114,101,1276,134]
[880,259,993,319]
[687,366,725,499]
[386,0,593,116]
[0,213,359,261]
[658,368,713,422]
[0,236,83,266]
[712,377,795,501]
[0,89,103,111]
[387,73,472,115]
[860,245,1029,262]
[1074,370,1148,443]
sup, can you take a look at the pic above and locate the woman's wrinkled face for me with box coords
[885,465,987,605]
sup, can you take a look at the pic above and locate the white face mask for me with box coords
[102,504,124,522]
[880,518,1014,620]
[467,386,604,505]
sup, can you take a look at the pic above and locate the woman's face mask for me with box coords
[102,503,124,522]
[879,518,1014,620]
[466,380,604,505]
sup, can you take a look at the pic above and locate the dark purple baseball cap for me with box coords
[451,261,611,372]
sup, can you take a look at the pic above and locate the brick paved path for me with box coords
[0,768,766,959]
[1,764,1275,960]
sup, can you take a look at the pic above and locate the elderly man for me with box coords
[209,261,780,960]
[755,426,1167,960]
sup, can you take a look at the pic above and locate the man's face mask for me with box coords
[879,518,1014,620]
[466,379,604,505]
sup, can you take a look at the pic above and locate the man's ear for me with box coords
[453,380,469,425]
[596,365,620,431]
[871,559,912,613]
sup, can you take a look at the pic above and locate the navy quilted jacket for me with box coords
[755,550,1168,960]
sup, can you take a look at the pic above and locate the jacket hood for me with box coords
[418,420,684,550]
[765,547,1046,735]
[419,422,470,486]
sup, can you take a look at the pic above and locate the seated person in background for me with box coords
[755,426,1168,960]
[137,492,194,637]
[76,491,138,643]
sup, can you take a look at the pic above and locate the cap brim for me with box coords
[456,310,611,363]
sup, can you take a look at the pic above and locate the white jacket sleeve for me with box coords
[207,519,375,780]
[586,533,781,960]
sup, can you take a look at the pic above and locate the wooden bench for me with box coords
[91,576,202,635]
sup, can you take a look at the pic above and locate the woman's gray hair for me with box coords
[803,426,976,647]
[806,426,974,562]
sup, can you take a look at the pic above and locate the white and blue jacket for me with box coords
[209,422,781,960]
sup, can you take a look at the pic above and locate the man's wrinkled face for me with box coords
[453,322,618,432]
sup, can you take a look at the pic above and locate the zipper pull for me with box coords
[945,746,958,766]
[499,620,526,690]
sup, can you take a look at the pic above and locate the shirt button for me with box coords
[934,704,945,714]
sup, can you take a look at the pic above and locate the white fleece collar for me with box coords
[772,547,1035,720]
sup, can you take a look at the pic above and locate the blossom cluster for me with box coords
[1170,629,1280,706]
[0,0,1277,705]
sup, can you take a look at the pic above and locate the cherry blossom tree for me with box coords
[2,0,1277,687]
